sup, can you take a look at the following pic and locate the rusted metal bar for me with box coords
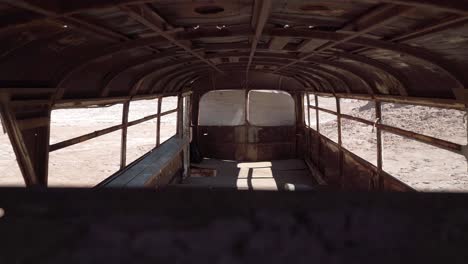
[310,105,463,154]
[315,94,320,173]
[100,49,180,97]
[273,5,414,75]
[306,93,311,127]
[312,106,337,116]
[120,4,223,74]
[120,101,129,170]
[177,95,183,137]
[50,109,177,152]
[267,29,467,95]
[378,123,463,153]
[336,98,342,146]
[145,58,343,95]
[54,94,172,109]
[310,91,465,110]
[328,53,409,96]
[182,95,192,179]
[101,51,386,95]
[156,97,162,147]
[0,0,132,42]
[131,109,178,127]
[315,95,319,133]
[246,0,272,75]
[306,92,311,159]
[336,97,345,189]
[350,15,468,54]
[184,95,192,139]
[375,101,383,190]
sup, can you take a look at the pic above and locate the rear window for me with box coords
[199,90,246,126]
[248,90,295,126]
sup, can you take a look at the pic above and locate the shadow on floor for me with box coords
[181,159,317,190]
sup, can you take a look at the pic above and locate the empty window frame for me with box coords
[0,118,24,186]
[160,95,179,144]
[49,130,121,187]
[50,104,123,144]
[341,119,377,166]
[317,95,337,112]
[248,90,295,126]
[126,99,159,165]
[161,96,178,112]
[126,120,157,166]
[49,104,124,186]
[340,98,376,121]
[318,110,339,143]
[199,90,246,126]
[382,132,468,192]
[160,112,177,144]
[304,93,317,130]
[128,98,159,122]
[308,94,318,130]
[381,103,467,145]
[304,94,310,127]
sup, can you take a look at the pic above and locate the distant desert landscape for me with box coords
[1,96,467,191]
[0,97,178,187]
[316,97,468,192]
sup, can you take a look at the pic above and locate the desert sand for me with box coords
[0,98,178,187]
[315,97,468,192]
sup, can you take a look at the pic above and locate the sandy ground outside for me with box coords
[0,98,178,187]
[313,97,468,192]
[1,96,467,191]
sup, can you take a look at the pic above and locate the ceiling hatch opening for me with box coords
[194,6,225,15]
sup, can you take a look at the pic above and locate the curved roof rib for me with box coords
[0,0,466,106]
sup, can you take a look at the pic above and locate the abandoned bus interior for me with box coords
[0,0,468,262]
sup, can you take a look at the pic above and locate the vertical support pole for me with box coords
[120,101,129,170]
[244,88,250,160]
[315,94,320,172]
[375,100,383,190]
[302,91,311,159]
[156,97,162,147]
[315,95,320,134]
[336,97,344,189]
[182,95,191,180]
[306,93,311,128]
[306,92,311,159]
[336,98,342,146]
[21,111,50,186]
[177,95,183,138]
[465,107,468,173]
[0,95,39,186]
[293,92,303,158]
[191,92,200,147]
[31,109,51,186]
[244,88,250,125]
[184,95,192,139]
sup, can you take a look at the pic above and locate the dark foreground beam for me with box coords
[0,189,468,262]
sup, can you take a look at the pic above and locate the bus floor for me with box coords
[180,158,317,191]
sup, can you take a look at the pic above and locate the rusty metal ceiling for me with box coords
[0,0,467,106]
